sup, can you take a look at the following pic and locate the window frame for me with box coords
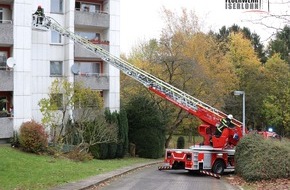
[0,51,7,70]
[77,61,102,75]
[0,96,7,111]
[51,0,64,14]
[51,30,62,44]
[0,8,3,23]
[50,61,63,77]
[80,3,101,13]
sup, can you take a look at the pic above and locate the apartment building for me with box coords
[0,0,120,142]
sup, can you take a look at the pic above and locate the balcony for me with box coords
[74,42,109,59]
[75,10,110,29]
[74,73,109,90]
[0,21,13,45]
[0,117,13,139]
[0,70,13,91]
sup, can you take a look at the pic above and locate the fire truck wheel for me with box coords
[212,160,225,175]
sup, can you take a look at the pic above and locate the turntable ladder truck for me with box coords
[32,13,244,176]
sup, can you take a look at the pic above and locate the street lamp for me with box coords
[234,91,245,136]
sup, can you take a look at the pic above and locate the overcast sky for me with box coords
[120,0,289,54]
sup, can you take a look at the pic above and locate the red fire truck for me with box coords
[32,11,244,178]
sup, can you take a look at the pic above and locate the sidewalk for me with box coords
[49,160,162,190]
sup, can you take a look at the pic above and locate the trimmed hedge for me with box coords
[235,133,290,182]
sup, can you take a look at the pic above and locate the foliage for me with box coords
[38,79,119,154]
[176,136,185,149]
[94,109,129,159]
[224,32,265,129]
[261,54,290,136]
[81,115,118,148]
[123,8,239,148]
[235,133,290,182]
[91,143,108,159]
[107,143,118,159]
[64,147,93,162]
[126,95,165,158]
[213,24,266,63]
[268,25,290,64]
[10,131,20,148]
[132,128,164,158]
[39,79,104,144]
[19,120,48,153]
[117,108,129,157]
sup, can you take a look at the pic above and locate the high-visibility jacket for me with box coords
[217,118,233,132]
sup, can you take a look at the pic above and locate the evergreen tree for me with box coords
[268,25,290,65]
[126,95,165,158]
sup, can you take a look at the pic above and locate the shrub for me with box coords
[10,131,20,148]
[98,143,109,159]
[89,144,100,159]
[19,120,48,153]
[235,133,290,182]
[107,143,117,159]
[132,128,164,158]
[116,143,124,158]
[177,136,185,149]
[65,148,93,162]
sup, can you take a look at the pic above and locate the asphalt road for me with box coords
[94,165,240,190]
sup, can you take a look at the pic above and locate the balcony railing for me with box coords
[75,10,110,29]
[0,117,13,139]
[0,70,13,91]
[0,20,13,45]
[74,73,109,90]
[74,42,109,58]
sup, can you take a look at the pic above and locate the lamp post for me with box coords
[234,91,245,136]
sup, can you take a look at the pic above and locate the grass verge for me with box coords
[0,145,158,190]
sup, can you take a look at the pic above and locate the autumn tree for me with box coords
[214,24,266,63]
[224,32,265,129]
[262,54,290,136]
[122,8,239,148]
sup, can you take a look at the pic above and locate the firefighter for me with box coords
[214,114,235,138]
[33,5,45,25]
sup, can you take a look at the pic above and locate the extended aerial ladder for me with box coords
[32,14,243,148]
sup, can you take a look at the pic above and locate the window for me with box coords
[0,51,7,70]
[0,8,3,23]
[0,96,8,117]
[51,31,62,44]
[78,62,101,74]
[0,97,7,111]
[50,61,63,76]
[80,3,101,13]
[51,0,63,13]
[76,31,99,41]
[50,94,63,110]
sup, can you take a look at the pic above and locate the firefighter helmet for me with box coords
[227,114,233,120]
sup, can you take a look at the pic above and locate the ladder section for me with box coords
[32,15,242,127]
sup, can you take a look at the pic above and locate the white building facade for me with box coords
[0,0,120,142]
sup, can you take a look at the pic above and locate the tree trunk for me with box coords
[165,132,173,148]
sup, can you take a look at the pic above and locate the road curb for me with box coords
[49,160,162,190]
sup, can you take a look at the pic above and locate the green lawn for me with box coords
[0,145,157,190]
